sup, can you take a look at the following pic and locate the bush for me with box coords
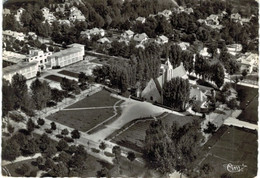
[45,129,52,134]
[37,118,45,126]
[204,122,217,134]
[91,148,100,153]
[9,112,24,122]
[47,101,57,107]
[35,125,40,129]
[61,129,69,135]
[104,151,114,157]
[51,122,56,130]
[64,136,74,143]
[56,134,64,139]
[15,163,30,175]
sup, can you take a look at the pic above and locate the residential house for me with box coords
[133,33,148,44]
[231,13,241,23]
[41,7,56,24]
[26,50,53,71]
[47,43,85,68]
[97,37,111,44]
[157,10,172,20]
[69,6,85,22]
[28,32,37,40]
[174,6,193,14]
[3,61,39,82]
[15,8,25,24]
[141,59,188,103]
[226,44,242,56]
[135,43,145,49]
[237,52,259,73]
[136,17,146,23]
[121,30,134,40]
[206,14,219,25]
[58,19,71,26]
[155,35,168,44]
[3,8,11,16]
[190,86,208,109]
[199,47,212,58]
[3,30,26,41]
[177,42,190,51]
[80,28,105,39]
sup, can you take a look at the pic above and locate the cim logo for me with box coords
[223,163,247,173]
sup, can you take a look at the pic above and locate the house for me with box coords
[3,8,11,16]
[177,42,190,51]
[58,19,71,26]
[135,43,145,49]
[190,86,208,108]
[28,32,37,40]
[237,53,259,73]
[121,30,134,40]
[155,35,168,44]
[26,50,53,71]
[3,61,39,82]
[3,30,26,41]
[47,43,85,68]
[231,13,241,23]
[206,14,219,25]
[41,7,56,24]
[174,6,193,14]
[199,47,212,58]
[136,17,146,23]
[15,8,25,24]
[157,10,172,20]
[97,37,111,44]
[141,59,188,103]
[133,33,148,43]
[80,28,105,39]
[69,6,85,22]
[226,44,242,56]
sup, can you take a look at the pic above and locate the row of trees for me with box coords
[144,120,204,176]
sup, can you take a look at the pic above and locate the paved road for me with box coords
[224,117,258,130]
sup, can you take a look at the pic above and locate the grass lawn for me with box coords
[58,70,79,78]
[47,108,115,132]
[3,158,38,177]
[233,84,258,124]
[111,113,199,152]
[47,90,120,132]
[66,89,119,109]
[200,126,257,178]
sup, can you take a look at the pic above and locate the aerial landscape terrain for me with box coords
[1,0,259,177]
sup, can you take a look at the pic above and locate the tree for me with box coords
[45,158,56,170]
[204,122,217,134]
[71,129,80,139]
[242,69,248,77]
[2,139,21,161]
[61,128,69,136]
[15,163,30,176]
[51,88,65,102]
[57,139,69,151]
[30,79,52,110]
[36,156,44,165]
[96,167,110,178]
[7,124,15,135]
[163,77,190,111]
[227,98,238,110]
[78,72,88,85]
[112,145,121,173]
[37,118,45,126]
[211,63,225,88]
[49,162,69,177]
[127,151,136,171]
[27,118,35,133]
[99,142,106,153]
[58,151,71,165]
[44,144,57,158]
[2,79,14,117]
[11,74,28,109]
[51,122,56,130]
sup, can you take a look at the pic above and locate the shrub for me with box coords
[51,122,56,130]
[37,118,45,126]
[9,112,24,122]
[45,129,52,134]
[104,151,114,157]
[64,137,74,143]
[56,134,64,139]
[204,122,217,134]
[91,148,100,153]
[61,129,69,136]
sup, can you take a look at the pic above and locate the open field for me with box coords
[233,84,258,124]
[47,90,120,132]
[111,113,199,152]
[200,126,257,178]
[58,70,79,78]
[66,89,119,109]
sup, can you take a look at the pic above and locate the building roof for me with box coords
[190,87,207,102]
[158,35,168,42]
[124,30,134,36]
[2,51,27,64]
[3,30,26,39]
[3,8,11,15]
[3,61,38,75]
[136,17,146,22]
[134,33,148,42]
[49,47,82,58]
[97,37,111,43]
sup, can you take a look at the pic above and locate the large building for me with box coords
[3,61,39,82]
[3,30,26,41]
[141,59,188,103]
[47,43,85,68]
[26,50,53,71]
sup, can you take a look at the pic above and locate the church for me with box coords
[139,59,188,104]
